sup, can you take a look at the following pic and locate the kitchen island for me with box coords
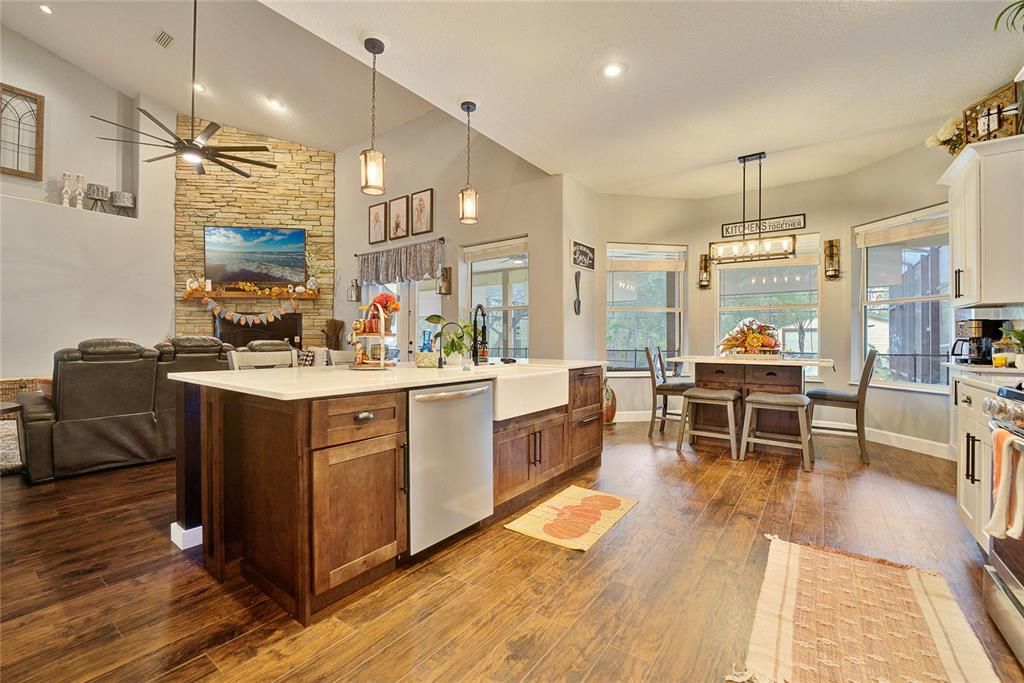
[666,355,835,442]
[168,360,605,625]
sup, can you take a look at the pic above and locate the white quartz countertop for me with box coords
[666,355,836,369]
[941,362,1024,375]
[168,359,605,401]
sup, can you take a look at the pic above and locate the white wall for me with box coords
[0,26,135,203]
[0,32,176,377]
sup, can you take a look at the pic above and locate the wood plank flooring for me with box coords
[2,424,1021,682]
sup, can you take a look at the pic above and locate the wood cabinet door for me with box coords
[950,160,980,307]
[494,424,535,505]
[533,414,568,483]
[311,433,407,595]
[955,420,981,544]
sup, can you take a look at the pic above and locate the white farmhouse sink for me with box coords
[490,365,569,420]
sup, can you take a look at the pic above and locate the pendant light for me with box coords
[359,37,386,195]
[708,152,796,263]
[458,101,479,224]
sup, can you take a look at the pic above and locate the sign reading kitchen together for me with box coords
[721,213,806,238]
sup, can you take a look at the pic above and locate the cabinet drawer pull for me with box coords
[969,435,981,484]
[354,411,375,424]
[714,369,725,375]
[581,369,602,376]
[580,415,600,425]
[536,432,542,465]
[399,441,409,495]
[765,371,777,377]
[954,268,962,299]
[961,395,972,406]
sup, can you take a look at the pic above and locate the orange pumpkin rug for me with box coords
[503,485,637,551]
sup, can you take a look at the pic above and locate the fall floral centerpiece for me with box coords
[719,318,781,356]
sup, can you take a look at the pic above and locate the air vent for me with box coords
[153,29,174,48]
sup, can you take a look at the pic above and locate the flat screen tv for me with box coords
[204,226,306,286]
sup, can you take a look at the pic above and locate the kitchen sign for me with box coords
[571,240,595,271]
[721,213,806,238]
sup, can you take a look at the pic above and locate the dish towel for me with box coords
[984,429,1024,539]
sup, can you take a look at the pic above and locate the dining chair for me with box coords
[326,349,357,366]
[805,349,877,463]
[645,346,694,438]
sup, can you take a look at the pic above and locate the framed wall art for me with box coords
[571,240,595,270]
[388,195,409,240]
[1,83,45,181]
[368,201,387,244]
[411,188,434,235]
[963,82,1020,144]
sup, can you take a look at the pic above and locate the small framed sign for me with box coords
[721,213,805,238]
[570,240,595,271]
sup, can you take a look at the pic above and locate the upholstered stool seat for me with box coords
[805,387,857,404]
[677,386,742,460]
[740,392,814,471]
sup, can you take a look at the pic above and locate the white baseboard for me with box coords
[610,413,951,460]
[170,522,203,550]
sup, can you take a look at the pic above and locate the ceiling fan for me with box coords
[91,0,275,178]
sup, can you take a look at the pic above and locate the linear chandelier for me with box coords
[708,151,796,264]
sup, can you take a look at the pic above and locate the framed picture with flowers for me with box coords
[368,201,387,244]
[388,195,409,240]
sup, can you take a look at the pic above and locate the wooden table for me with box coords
[666,355,835,446]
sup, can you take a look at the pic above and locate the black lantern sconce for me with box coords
[824,239,841,280]
[697,253,712,290]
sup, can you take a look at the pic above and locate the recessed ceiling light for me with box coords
[267,97,285,111]
[193,83,207,93]
[39,4,53,14]
[602,62,627,79]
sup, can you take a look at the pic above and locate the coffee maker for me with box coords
[951,319,1003,365]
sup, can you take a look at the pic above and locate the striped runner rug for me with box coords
[732,536,998,682]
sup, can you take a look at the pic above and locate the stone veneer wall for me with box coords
[174,116,334,345]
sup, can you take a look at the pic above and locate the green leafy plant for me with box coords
[995,0,1024,31]
[1001,326,1024,348]
[425,314,475,357]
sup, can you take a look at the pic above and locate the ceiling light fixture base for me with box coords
[461,101,477,114]
[737,151,766,164]
[363,35,387,55]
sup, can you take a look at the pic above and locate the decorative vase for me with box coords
[110,190,135,216]
[603,381,617,424]
[61,171,72,207]
[306,277,318,291]
[74,174,85,209]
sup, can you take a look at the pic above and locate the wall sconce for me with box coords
[436,266,452,295]
[824,239,841,280]
[346,279,361,303]
[697,253,711,290]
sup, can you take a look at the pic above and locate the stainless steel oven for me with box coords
[983,383,1024,664]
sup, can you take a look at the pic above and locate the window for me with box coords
[857,211,950,386]
[605,243,686,371]
[717,234,820,371]
[467,238,529,358]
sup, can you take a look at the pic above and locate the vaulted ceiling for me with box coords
[264,0,1023,198]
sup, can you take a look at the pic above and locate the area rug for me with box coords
[503,485,636,551]
[0,421,24,476]
[731,536,998,682]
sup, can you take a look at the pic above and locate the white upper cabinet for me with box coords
[939,136,1024,309]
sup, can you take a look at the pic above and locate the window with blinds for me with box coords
[605,243,686,371]
[855,205,950,387]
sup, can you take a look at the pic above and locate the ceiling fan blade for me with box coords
[90,115,175,144]
[214,152,277,170]
[210,157,251,178]
[194,162,206,175]
[144,152,179,163]
[137,108,185,144]
[205,145,270,153]
[194,122,221,147]
[97,137,175,149]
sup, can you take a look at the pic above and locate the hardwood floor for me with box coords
[2,423,1021,682]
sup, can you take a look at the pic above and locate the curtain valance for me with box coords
[357,238,444,285]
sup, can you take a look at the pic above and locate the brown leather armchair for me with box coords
[17,339,160,483]
[154,336,232,457]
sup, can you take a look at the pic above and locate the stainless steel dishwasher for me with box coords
[407,381,494,555]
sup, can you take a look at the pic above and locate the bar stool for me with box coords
[677,387,742,460]
[645,347,694,437]
[739,392,814,472]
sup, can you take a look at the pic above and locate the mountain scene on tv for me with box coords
[204,226,306,284]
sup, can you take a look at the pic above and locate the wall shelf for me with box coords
[183,290,320,301]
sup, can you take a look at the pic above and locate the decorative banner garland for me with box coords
[201,296,296,329]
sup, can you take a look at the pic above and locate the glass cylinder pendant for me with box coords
[459,185,479,224]
[359,148,385,195]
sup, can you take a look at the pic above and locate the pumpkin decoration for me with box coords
[544,516,593,540]
[542,493,623,540]
[581,494,622,511]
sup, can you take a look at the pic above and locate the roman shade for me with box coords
[607,243,686,272]
[358,238,444,285]
[854,204,949,248]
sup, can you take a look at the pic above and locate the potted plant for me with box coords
[425,314,474,366]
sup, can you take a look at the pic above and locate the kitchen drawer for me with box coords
[570,406,603,464]
[696,363,744,383]
[311,391,407,449]
[570,366,603,412]
[955,380,989,427]
[745,365,801,386]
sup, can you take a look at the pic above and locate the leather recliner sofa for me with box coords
[16,336,232,483]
